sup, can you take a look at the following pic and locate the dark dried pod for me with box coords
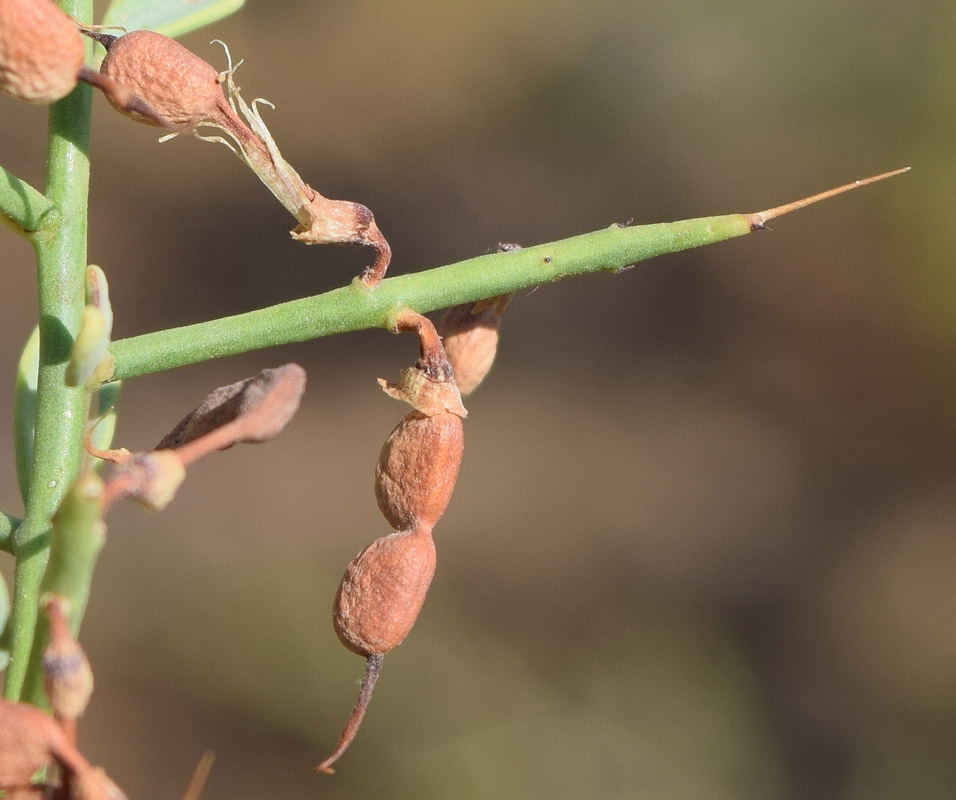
[374,410,464,531]
[0,0,84,103]
[156,364,306,451]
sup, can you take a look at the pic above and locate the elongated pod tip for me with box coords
[315,655,384,774]
[748,167,910,229]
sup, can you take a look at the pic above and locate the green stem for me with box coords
[0,166,57,236]
[109,215,753,380]
[3,0,94,701]
[0,512,19,556]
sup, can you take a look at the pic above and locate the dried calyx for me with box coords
[89,29,391,285]
[96,364,306,511]
[378,309,468,417]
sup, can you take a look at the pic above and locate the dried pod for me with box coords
[0,0,84,103]
[42,595,94,726]
[438,293,513,395]
[318,527,436,773]
[333,527,436,658]
[97,29,244,130]
[374,411,464,531]
[156,364,306,451]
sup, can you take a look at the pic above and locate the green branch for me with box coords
[0,166,57,236]
[0,512,19,556]
[108,168,907,382]
[109,214,753,380]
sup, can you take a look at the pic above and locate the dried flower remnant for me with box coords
[101,449,186,512]
[378,309,468,417]
[438,292,513,396]
[92,30,390,285]
[42,595,94,739]
[156,363,306,451]
[97,364,306,511]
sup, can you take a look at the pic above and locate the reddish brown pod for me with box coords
[97,29,232,129]
[333,527,437,659]
[374,410,464,531]
[0,0,84,103]
[317,527,436,773]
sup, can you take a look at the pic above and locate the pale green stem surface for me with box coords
[0,167,57,236]
[109,215,754,380]
[0,513,19,555]
[22,472,106,706]
[3,0,94,701]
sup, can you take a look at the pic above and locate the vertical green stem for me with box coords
[3,0,93,701]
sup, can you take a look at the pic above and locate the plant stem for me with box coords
[0,512,19,556]
[109,214,753,380]
[108,168,906,382]
[0,167,57,236]
[3,0,94,701]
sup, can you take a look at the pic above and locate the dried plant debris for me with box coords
[156,364,306,451]
[101,449,186,512]
[43,595,94,732]
[99,364,305,511]
[378,309,467,417]
[0,700,127,800]
[90,30,391,285]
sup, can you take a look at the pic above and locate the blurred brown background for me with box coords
[2,0,956,798]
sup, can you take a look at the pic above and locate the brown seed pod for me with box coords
[318,527,436,773]
[438,293,513,396]
[98,29,233,129]
[0,0,84,103]
[333,527,436,658]
[374,410,464,531]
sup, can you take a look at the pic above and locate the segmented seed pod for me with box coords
[332,527,436,658]
[374,410,464,532]
[0,0,85,103]
[99,29,227,128]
